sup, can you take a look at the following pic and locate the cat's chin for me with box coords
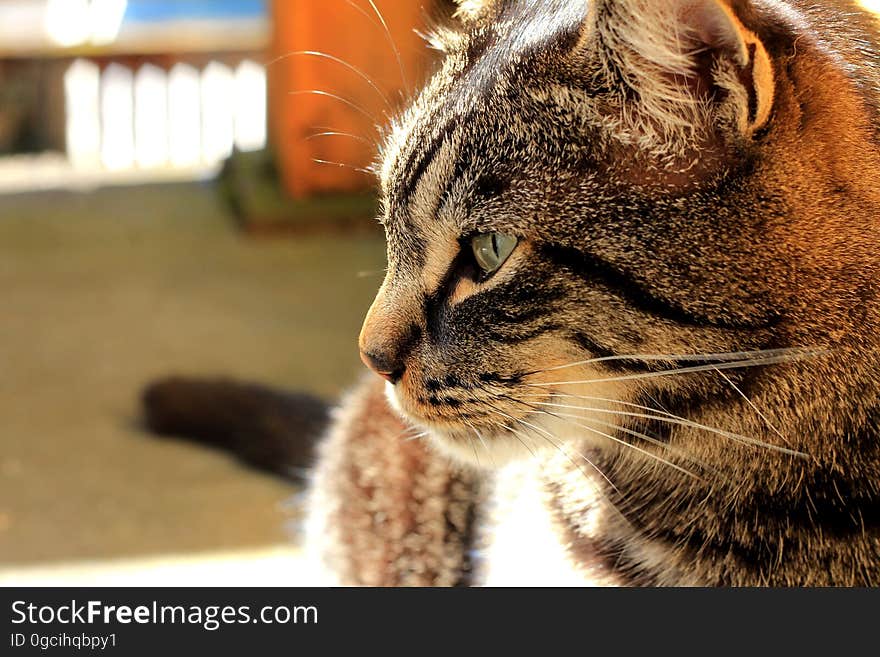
[426,428,541,469]
[383,381,529,468]
[383,381,602,469]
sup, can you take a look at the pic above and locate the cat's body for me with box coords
[146,0,880,586]
[306,0,880,586]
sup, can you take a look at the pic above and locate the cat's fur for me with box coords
[147,0,880,586]
[307,0,880,586]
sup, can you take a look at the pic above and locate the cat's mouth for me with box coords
[383,362,632,467]
[382,377,539,464]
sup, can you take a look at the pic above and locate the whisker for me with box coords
[519,395,807,458]
[344,0,382,31]
[288,89,382,125]
[522,347,824,377]
[495,414,633,525]
[499,397,704,481]
[468,434,481,464]
[533,408,705,481]
[269,51,392,107]
[485,405,621,494]
[644,391,672,416]
[463,418,493,467]
[305,130,374,145]
[474,399,630,523]
[364,0,410,94]
[311,158,375,175]
[527,351,822,387]
[494,422,537,458]
[534,405,718,477]
[515,418,615,491]
[713,367,792,447]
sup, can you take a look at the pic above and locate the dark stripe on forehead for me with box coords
[395,117,459,211]
[434,141,476,214]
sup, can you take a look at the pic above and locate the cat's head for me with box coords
[358,0,880,465]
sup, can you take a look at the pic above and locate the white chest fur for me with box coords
[475,460,622,587]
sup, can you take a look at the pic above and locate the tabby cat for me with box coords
[147,0,880,586]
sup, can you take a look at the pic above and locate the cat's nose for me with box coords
[359,349,405,384]
[359,279,419,385]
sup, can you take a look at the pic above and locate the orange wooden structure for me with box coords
[268,0,430,198]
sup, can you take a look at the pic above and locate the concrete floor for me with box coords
[0,181,385,570]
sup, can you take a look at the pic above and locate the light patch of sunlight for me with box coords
[134,64,169,169]
[89,0,127,46]
[65,59,101,168]
[234,61,268,152]
[858,1,880,14]
[481,461,611,586]
[201,62,236,165]
[0,152,218,194]
[44,0,90,47]
[100,63,135,171]
[45,0,127,48]
[64,57,267,173]
[168,63,202,168]
[0,547,311,587]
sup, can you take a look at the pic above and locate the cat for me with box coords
[145,0,880,586]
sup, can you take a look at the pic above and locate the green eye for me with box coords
[470,232,518,276]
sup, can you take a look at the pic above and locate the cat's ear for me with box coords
[583,0,774,141]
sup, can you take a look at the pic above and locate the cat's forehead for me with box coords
[378,1,605,239]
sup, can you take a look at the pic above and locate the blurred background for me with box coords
[0,0,442,585]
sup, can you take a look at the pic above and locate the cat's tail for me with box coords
[140,377,331,482]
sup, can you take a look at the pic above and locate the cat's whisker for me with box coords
[497,396,705,482]
[493,421,537,458]
[542,410,702,481]
[538,408,713,480]
[344,0,382,31]
[269,51,392,107]
[472,424,493,455]
[363,0,410,94]
[536,404,719,478]
[522,346,824,377]
[526,351,823,387]
[306,131,374,145]
[483,404,622,494]
[479,380,708,476]
[468,434,481,465]
[288,90,383,126]
[519,395,808,459]
[402,428,430,442]
[311,158,375,175]
[491,413,633,525]
[507,416,613,489]
[400,421,429,438]
[713,367,793,447]
[643,391,673,416]
[463,418,494,467]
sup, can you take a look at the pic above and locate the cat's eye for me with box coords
[470,232,518,276]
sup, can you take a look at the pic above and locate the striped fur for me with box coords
[306,0,880,585]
